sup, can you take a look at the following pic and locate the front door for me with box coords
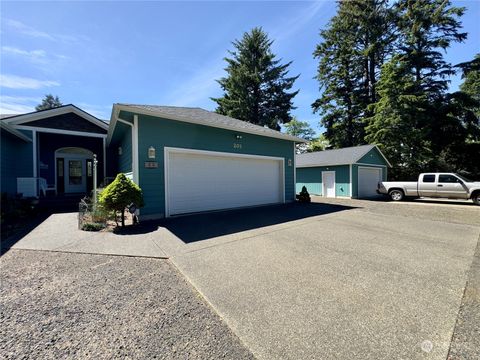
[65,158,87,193]
[322,171,336,198]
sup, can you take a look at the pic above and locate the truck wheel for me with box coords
[389,189,404,201]
[473,192,480,206]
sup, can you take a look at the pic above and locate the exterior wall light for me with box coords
[148,146,156,159]
[235,135,243,140]
[118,147,123,155]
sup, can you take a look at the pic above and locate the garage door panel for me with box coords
[167,151,283,216]
[358,167,382,198]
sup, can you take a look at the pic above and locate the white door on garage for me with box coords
[166,148,284,216]
[358,167,382,198]
[322,171,336,198]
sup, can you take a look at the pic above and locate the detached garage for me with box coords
[296,145,391,199]
[107,104,302,219]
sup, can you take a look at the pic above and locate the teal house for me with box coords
[107,104,303,219]
[296,145,391,199]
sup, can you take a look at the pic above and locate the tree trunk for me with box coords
[121,209,125,227]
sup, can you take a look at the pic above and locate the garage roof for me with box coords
[111,104,305,143]
[296,145,391,167]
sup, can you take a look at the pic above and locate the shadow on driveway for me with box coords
[158,202,358,243]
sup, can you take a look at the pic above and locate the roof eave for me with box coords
[110,104,305,143]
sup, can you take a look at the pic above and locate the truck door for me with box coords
[418,174,437,197]
[437,174,469,199]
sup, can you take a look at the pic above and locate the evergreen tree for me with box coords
[212,27,299,130]
[35,94,63,111]
[458,54,480,118]
[284,117,316,154]
[366,0,467,179]
[312,0,394,148]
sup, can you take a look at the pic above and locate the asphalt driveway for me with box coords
[4,198,479,359]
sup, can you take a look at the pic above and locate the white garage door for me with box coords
[358,167,382,198]
[166,148,284,216]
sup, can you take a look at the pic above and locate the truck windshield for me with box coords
[456,174,472,182]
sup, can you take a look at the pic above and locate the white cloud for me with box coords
[0,95,40,114]
[4,19,88,43]
[5,19,55,40]
[2,46,46,59]
[0,74,60,89]
[271,1,328,43]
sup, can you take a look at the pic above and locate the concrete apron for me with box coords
[161,209,479,360]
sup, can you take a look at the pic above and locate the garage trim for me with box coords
[164,146,285,217]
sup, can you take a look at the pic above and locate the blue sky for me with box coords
[1,1,479,134]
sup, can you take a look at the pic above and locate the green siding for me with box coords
[296,165,350,197]
[1,129,33,195]
[135,114,296,217]
[358,147,388,166]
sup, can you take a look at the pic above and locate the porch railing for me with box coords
[17,177,53,198]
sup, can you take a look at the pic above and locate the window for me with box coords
[69,160,83,185]
[438,174,460,183]
[422,174,435,183]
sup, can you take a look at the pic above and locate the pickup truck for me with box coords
[377,173,480,205]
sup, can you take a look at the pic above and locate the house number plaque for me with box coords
[144,161,158,169]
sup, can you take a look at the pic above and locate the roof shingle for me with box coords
[296,145,378,167]
[114,104,305,142]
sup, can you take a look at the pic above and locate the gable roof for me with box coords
[296,145,392,167]
[0,122,32,142]
[1,104,109,131]
[108,103,305,144]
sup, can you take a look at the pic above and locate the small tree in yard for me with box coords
[98,173,144,227]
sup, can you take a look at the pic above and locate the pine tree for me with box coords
[212,27,299,130]
[365,0,467,179]
[312,0,394,148]
[284,117,316,154]
[35,94,63,111]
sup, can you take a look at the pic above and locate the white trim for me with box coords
[0,122,32,142]
[164,146,285,218]
[349,164,352,197]
[32,130,37,179]
[133,115,139,184]
[321,170,336,198]
[12,125,107,138]
[109,104,304,144]
[103,137,106,179]
[297,163,351,168]
[293,142,296,195]
[355,162,387,167]
[4,104,109,130]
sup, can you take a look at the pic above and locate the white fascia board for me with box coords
[296,163,351,168]
[0,123,32,142]
[12,125,107,138]
[5,105,109,131]
[112,104,305,143]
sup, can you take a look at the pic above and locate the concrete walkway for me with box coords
[7,213,168,259]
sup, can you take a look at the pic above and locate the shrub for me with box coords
[298,186,311,203]
[81,222,105,231]
[98,173,144,227]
